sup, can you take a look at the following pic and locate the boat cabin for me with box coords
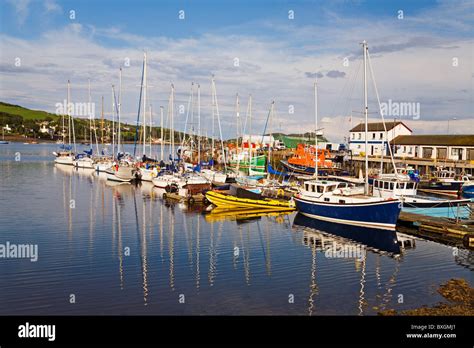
[372,178,417,199]
[302,180,362,197]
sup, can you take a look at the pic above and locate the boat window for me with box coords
[384,181,389,190]
[374,180,378,188]
[317,185,324,193]
[305,184,309,191]
[339,199,345,204]
[406,182,414,189]
[389,182,394,190]
[324,198,330,202]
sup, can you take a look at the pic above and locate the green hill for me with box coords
[0,102,59,121]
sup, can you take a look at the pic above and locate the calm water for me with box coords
[0,143,472,315]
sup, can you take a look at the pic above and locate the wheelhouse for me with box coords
[372,178,417,193]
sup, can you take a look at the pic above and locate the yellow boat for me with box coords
[205,207,293,223]
[205,190,295,211]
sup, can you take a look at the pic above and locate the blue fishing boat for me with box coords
[294,41,402,231]
[294,181,401,230]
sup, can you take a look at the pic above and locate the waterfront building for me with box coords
[349,121,412,156]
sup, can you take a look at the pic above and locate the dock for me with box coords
[397,211,474,248]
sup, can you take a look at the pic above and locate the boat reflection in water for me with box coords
[293,213,401,254]
[205,207,293,224]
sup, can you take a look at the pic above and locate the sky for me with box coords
[0,0,473,141]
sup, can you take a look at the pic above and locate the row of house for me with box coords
[349,121,474,162]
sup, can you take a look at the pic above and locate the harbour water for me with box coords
[0,143,472,315]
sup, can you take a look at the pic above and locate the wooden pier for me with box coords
[397,210,474,248]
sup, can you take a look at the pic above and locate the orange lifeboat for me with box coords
[287,144,333,168]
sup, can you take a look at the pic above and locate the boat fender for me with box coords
[277,189,285,198]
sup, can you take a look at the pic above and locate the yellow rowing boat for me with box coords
[205,190,295,211]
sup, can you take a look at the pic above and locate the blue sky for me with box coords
[1,0,473,140]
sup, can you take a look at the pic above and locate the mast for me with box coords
[67,80,71,147]
[160,106,164,161]
[190,82,194,162]
[362,40,369,195]
[235,93,240,149]
[149,104,153,158]
[101,95,104,147]
[142,52,147,156]
[69,80,77,153]
[171,84,175,163]
[211,77,227,172]
[118,68,122,154]
[314,81,318,180]
[88,79,92,149]
[197,84,201,164]
[111,85,115,158]
[62,81,66,145]
[249,94,252,173]
[211,76,215,168]
[268,101,274,180]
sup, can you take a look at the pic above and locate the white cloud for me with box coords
[7,0,31,26]
[0,2,472,141]
[43,0,61,14]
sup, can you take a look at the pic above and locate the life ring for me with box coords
[187,196,195,205]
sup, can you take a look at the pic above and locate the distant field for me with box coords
[0,102,59,121]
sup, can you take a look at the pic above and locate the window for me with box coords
[324,198,330,202]
[384,182,389,190]
[389,182,394,190]
[408,146,412,154]
[380,133,383,139]
[352,133,355,139]
[403,146,406,152]
[339,200,345,204]
[358,133,361,140]
[317,185,325,193]
[357,145,361,149]
[305,184,309,191]
[372,133,376,139]
[407,182,414,189]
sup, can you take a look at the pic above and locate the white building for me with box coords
[242,134,275,148]
[391,135,474,161]
[349,121,412,156]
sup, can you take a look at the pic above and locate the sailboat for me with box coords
[74,80,97,169]
[294,42,401,231]
[198,77,236,184]
[136,52,160,182]
[106,70,140,182]
[53,80,76,165]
